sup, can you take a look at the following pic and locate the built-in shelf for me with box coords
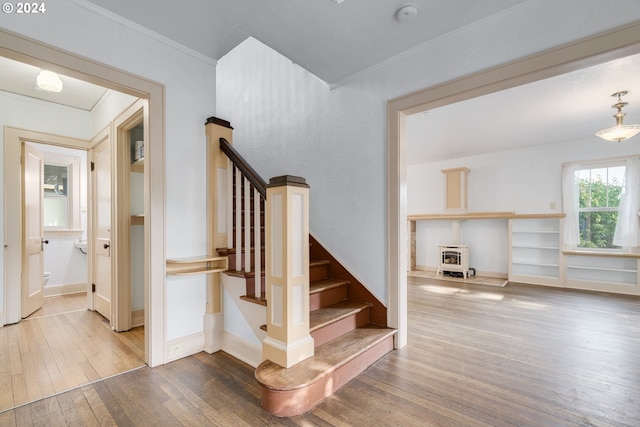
[131,158,144,173]
[166,255,228,276]
[509,217,562,286]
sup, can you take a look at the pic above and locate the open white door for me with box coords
[22,143,46,318]
[92,136,112,322]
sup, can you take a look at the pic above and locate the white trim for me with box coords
[70,0,217,67]
[166,332,204,363]
[131,308,145,328]
[44,282,87,297]
[222,331,262,368]
[203,311,223,354]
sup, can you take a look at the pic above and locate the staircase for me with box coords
[254,249,396,416]
[213,130,395,416]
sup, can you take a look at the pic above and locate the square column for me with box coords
[204,116,233,353]
[263,175,314,368]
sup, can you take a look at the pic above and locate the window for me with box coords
[563,157,640,251]
[42,153,81,231]
[576,163,625,249]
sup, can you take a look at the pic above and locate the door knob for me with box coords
[103,243,110,249]
[42,239,49,244]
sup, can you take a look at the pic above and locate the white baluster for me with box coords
[235,168,241,271]
[227,160,233,249]
[254,188,262,298]
[244,177,251,274]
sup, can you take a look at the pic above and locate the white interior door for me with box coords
[92,137,112,321]
[22,143,46,318]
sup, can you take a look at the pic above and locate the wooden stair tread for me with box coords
[309,278,349,294]
[224,269,265,278]
[310,300,371,332]
[240,295,267,306]
[255,325,396,391]
[310,259,330,268]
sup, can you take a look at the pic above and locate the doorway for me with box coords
[1,28,165,366]
[386,23,640,350]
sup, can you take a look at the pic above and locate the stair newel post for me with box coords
[204,117,233,353]
[263,175,314,368]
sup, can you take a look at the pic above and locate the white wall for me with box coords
[216,0,640,304]
[408,138,640,273]
[1,0,216,343]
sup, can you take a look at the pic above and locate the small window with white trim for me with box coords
[43,153,81,231]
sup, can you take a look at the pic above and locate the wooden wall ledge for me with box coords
[408,212,566,220]
[166,256,228,275]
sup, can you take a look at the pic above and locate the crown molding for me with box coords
[71,0,217,67]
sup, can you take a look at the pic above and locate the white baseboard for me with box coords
[166,332,204,363]
[44,282,87,297]
[222,331,262,368]
[203,312,223,354]
[131,309,144,328]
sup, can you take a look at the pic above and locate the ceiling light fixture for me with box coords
[36,70,63,93]
[396,3,418,23]
[595,90,640,142]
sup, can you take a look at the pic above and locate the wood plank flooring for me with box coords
[0,294,145,415]
[1,279,639,426]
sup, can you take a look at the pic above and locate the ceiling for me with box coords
[406,53,640,164]
[0,55,108,111]
[83,0,528,85]
[1,0,639,162]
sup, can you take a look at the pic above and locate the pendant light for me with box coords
[595,91,640,142]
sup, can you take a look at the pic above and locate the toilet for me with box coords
[43,272,50,286]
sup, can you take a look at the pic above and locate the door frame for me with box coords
[0,29,165,367]
[4,128,92,321]
[386,22,640,349]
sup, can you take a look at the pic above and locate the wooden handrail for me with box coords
[219,137,267,197]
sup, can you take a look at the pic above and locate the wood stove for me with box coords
[437,244,469,279]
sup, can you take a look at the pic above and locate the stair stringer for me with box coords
[220,273,266,367]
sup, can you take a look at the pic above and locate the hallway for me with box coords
[0,294,144,413]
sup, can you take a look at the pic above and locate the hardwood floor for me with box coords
[1,279,639,426]
[0,294,145,416]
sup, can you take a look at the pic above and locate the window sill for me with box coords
[562,249,640,259]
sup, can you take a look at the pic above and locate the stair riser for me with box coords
[311,308,370,348]
[224,252,266,271]
[244,276,266,299]
[310,264,329,282]
[309,286,347,311]
[259,335,395,417]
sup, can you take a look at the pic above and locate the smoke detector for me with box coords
[396,3,418,23]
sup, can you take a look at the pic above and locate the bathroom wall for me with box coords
[38,143,89,296]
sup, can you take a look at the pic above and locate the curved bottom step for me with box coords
[255,325,396,417]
